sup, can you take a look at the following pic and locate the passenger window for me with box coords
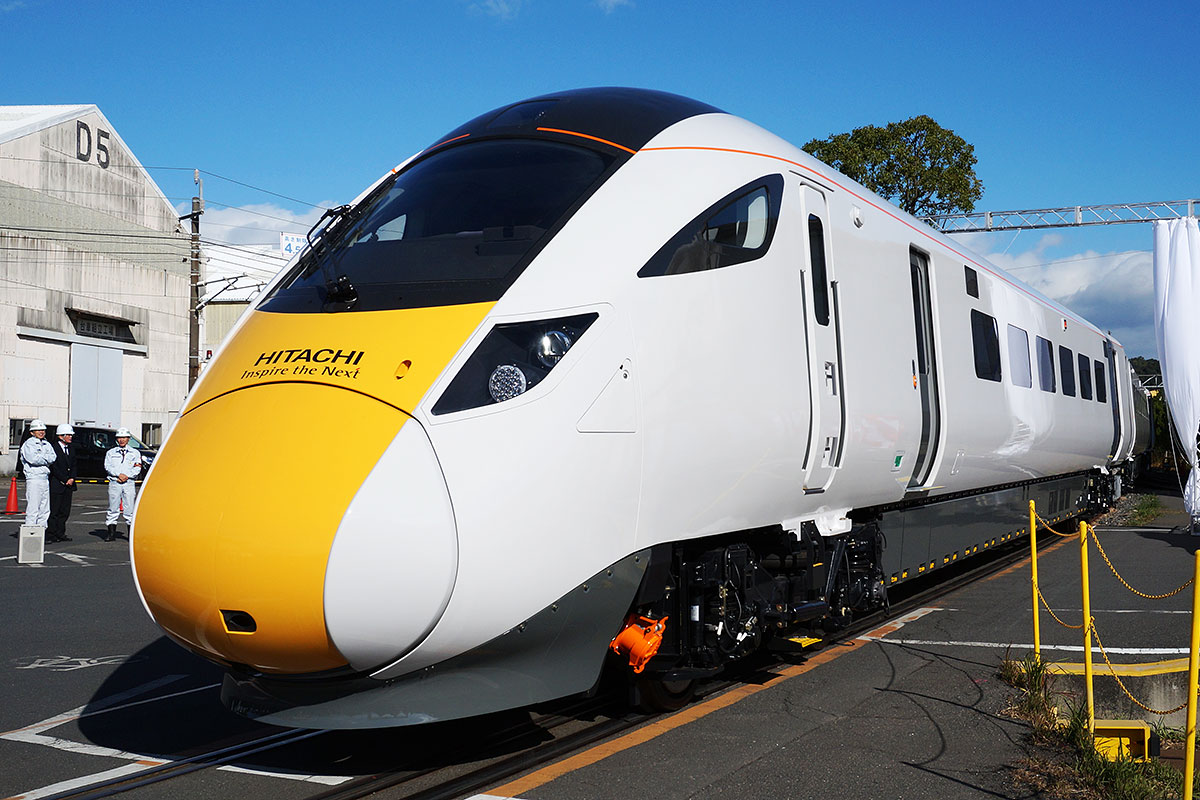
[1059,346,1076,396]
[1078,352,1093,400]
[1036,336,1055,392]
[638,174,783,278]
[1094,360,1106,402]
[1007,325,1031,388]
[809,215,830,326]
[970,310,1001,382]
[965,265,979,298]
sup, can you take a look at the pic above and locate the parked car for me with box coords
[16,425,157,482]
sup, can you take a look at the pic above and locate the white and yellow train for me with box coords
[131,88,1150,728]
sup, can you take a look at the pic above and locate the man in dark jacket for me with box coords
[47,424,78,543]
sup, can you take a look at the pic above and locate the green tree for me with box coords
[1129,357,1171,464]
[802,115,984,218]
[1129,356,1161,380]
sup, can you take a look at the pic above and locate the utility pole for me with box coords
[185,170,204,389]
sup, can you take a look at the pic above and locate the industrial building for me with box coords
[0,105,190,475]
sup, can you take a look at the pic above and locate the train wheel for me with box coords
[634,675,696,712]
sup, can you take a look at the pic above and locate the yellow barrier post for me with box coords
[1030,500,1040,661]
[1080,520,1094,735]
[1184,550,1200,800]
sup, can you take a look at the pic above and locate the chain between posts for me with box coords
[1035,511,1078,537]
[1088,524,1194,600]
[1089,619,1191,716]
[1034,585,1085,629]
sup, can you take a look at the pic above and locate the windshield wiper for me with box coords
[306,204,353,247]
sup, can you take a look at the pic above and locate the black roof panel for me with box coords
[430,87,722,154]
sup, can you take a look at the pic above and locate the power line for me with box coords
[0,223,187,242]
[200,200,315,228]
[1003,251,1151,272]
[0,154,329,210]
[0,244,191,257]
[0,275,190,313]
[198,170,327,210]
[1,181,316,235]
[201,240,289,261]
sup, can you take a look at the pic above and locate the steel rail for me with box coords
[291,518,1073,800]
[33,727,325,800]
[31,516,1071,800]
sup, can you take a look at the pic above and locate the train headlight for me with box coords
[488,364,529,402]
[433,313,598,414]
[534,330,573,369]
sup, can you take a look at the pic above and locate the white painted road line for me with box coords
[1037,608,1192,615]
[7,762,161,800]
[3,674,187,736]
[864,638,1189,655]
[2,675,354,796]
[218,765,353,785]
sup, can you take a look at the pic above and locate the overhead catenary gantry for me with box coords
[925,199,1199,233]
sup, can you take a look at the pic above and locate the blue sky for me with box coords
[2,0,1197,356]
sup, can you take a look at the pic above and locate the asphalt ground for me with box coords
[477,489,1199,800]
[1,481,1197,800]
[1,484,586,800]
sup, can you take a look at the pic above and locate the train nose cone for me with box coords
[323,417,457,672]
[131,382,456,674]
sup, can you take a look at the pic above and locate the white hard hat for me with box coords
[29,419,46,431]
[116,427,132,438]
[56,424,75,435]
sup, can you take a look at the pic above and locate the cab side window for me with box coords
[639,174,783,277]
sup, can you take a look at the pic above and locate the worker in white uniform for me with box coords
[103,427,142,542]
[19,419,56,527]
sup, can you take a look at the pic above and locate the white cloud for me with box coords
[178,201,327,248]
[595,0,632,12]
[470,0,523,19]
[172,202,330,301]
[965,232,1157,357]
[0,2,26,11]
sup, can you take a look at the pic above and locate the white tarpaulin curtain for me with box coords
[1153,217,1200,518]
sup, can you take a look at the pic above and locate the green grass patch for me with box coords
[999,654,1193,798]
[1130,494,1163,526]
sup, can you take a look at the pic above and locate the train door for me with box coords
[907,250,941,489]
[1105,340,1124,459]
[799,183,845,492]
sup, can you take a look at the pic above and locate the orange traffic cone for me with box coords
[4,476,18,515]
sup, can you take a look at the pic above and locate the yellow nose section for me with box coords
[132,302,492,674]
[133,382,407,673]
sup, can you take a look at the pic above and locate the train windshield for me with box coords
[260,139,614,312]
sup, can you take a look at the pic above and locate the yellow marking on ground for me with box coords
[1050,657,1190,677]
[787,636,823,648]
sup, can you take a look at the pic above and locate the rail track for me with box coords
[28,523,1058,800]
